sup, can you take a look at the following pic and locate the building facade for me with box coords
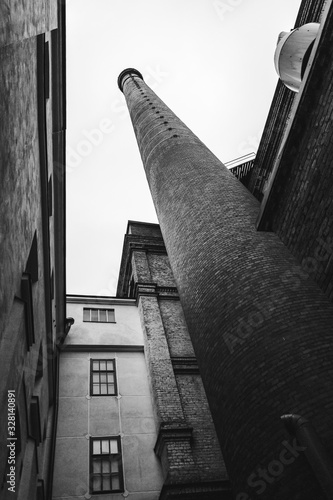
[53,294,165,499]
[0,1,67,499]
[53,228,230,499]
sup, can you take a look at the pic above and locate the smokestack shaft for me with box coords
[118,68,333,498]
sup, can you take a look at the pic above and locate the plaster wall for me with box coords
[66,302,143,345]
[53,300,164,499]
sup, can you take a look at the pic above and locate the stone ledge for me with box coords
[154,424,193,458]
[159,479,233,500]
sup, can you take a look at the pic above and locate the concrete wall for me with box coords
[52,299,164,499]
[0,0,57,48]
[0,2,65,498]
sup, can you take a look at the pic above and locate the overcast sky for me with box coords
[66,0,301,297]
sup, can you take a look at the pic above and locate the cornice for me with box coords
[66,295,136,305]
[60,344,144,352]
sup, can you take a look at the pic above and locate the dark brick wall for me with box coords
[247,0,327,201]
[258,4,333,304]
[128,220,163,238]
[119,69,333,499]
[126,229,229,497]
[132,250,152,283]
[137,293,199,485]
[159,300,195,358]
[148,253,176,287]
[176,374,227,481]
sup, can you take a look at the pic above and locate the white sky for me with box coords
[66,0,300,296]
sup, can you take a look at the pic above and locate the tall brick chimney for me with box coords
[118,68,333,499]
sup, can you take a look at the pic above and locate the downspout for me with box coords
[281,414,333,498]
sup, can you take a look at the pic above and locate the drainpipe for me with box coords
[281,414,333,498]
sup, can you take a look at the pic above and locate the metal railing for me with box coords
[225,153,256,187]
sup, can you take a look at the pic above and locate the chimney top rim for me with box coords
[118,68,144,92]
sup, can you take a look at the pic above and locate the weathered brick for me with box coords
[118,68,333,499]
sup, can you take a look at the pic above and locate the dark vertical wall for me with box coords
[256,4,333,305]
[0,2,66,498]
[118,69,333,499]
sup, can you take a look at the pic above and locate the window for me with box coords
[29,396,42,444]
[35,343,44,380]
[90,360,117,396]
[21,273,35,348]
[26,232,38,283]
[90,437,124,494]
[83,308,115,323]
[37,479,45,500]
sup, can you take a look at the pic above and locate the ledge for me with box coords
[66,295,136,305]
[60,344,144,352]
[171,357,199,374]
[154,424,193,458]
[159,480,233,500]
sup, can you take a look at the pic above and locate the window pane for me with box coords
[92,360,99,370]
[93,373,99,383]
[91,309,98,321]
[100,384,107,395]
[93,440,101,455]
[99,309,107,322]
[107,310,115,322]
[110,439,118,453]
[83,309,90,321]
[93,458,101,473]
[107,373,114,383]
[100,361,106,371]
[107,384,115,394]
[112,475,120,490]
[93,384,100,395]
[92,475,101,492]
[102,459,110,473]
[111,459,119,473]
[100,373,107,383]
[107,360,114,370]
[103,476,111,491]
[101,440,109,454]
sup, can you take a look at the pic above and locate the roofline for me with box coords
[66,294,136,305]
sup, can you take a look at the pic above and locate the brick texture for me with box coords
[148,253,176,287]
[122,222,230,498]
[119,70,333,499]
[257,5,333,304]
[159,300,195,358]
[247,0,326,201]
[176,374,227,481]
